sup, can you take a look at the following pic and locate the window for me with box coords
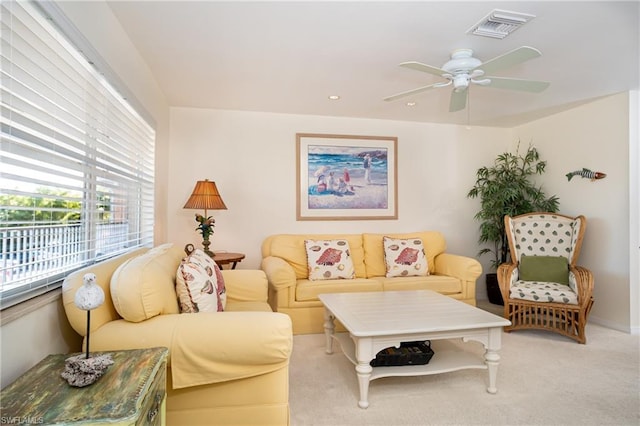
[0,1,155,309]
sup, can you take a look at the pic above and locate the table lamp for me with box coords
[183,179,227,257]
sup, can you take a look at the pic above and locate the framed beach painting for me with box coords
[296,133,398,221]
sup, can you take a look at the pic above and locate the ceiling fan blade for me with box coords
[484,76,550,92]
[383,83,443,102]
[449,89,467,112]
[399,61,448,77]
[476,46,542,75]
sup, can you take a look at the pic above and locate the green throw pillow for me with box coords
[519,255,570,286]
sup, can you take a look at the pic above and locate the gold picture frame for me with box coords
[296,133,398,221]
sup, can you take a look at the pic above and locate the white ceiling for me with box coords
[106,1,639,127]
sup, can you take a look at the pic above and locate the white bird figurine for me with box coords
[74,273,105,311]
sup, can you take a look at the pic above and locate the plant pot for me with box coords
[486,273,504,306]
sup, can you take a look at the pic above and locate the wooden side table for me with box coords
[212,252,245,269]
[184,244,245,269]
[0,347,168,425]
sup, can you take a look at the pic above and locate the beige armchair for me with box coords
[497,212,594,343]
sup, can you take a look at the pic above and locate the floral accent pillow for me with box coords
[383,237,429,278]
[176,248,226,313]
[305,239,355,281]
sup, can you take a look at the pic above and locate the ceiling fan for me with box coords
[384,46,550,112]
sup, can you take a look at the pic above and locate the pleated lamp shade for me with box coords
[183,180,227,215]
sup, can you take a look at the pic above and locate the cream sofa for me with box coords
[261,232,482,334]
[62,244,293,426]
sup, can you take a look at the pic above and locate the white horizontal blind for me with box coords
[0,0,155,308]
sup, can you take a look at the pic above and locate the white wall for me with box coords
[0,298,81,388]
[630,90,639,334]
[167,108,511,302]
[514,92,634,332]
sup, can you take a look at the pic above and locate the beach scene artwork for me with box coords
[307,144,389,210]
[297,134,397,220]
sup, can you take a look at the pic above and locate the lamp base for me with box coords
[202,239,215,258]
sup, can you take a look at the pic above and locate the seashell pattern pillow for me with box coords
[176,248,226,313]
[383,237,429,278]
[305,239,355,281]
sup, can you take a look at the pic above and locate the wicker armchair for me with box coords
[497,212,594,343]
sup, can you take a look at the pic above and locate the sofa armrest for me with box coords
[222,269,268,303]
[261,256,297,290]
[88,312,293,389]
[433,253,482,282]
[171,312,293,389]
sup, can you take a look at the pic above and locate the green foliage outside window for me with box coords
[0,189,111,224]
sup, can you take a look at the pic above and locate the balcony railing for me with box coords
[0,222,131,292]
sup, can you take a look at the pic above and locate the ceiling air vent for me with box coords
[467,9,535,39]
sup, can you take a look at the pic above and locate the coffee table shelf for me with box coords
[332,332,487,380]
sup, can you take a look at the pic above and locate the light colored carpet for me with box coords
[288,303,639,426]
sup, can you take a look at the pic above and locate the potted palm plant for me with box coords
[467,141,560,305]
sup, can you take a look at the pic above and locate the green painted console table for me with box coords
[0,347,168,425]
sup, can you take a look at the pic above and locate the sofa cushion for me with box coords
[176,249,227,313]
[511,280,578,304]
[264,234,366,279]
[373,275,462,294]
[383,236,428,277]
[363,232,446,277]
[305,239,355,280]
[296,278,382,301]
[110,243,182,323]
[225,301,273,312]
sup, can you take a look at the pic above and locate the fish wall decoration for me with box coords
[566,168,606,181]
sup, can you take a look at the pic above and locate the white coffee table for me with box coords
[319,290,511,408]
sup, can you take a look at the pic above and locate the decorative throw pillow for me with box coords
[305,239,355,281]
[110,243,182,323]
[176,248,226,313]
[188,248,227,309]
[383,237,428,278]
[519,254,569,286]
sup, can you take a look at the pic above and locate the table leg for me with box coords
[355,361,372,409]
[355,338,373,409]
[323,309,335,354]
[484,327,502,394]
[231,262,238,269]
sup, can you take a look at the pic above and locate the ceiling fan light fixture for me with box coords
[467,9,535,39]
[452,75,469,90]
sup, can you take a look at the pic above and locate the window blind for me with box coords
[0,0,155,309]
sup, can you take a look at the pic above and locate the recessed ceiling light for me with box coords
[406,102,416,107]
[328,95,340,100]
